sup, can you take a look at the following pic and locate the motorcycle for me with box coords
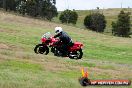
[34,32,83,59]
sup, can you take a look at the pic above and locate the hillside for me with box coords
[0,10,132,88]
[54,8,132,34]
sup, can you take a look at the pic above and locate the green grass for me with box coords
[0,60,82,88]
[0,10,132,88]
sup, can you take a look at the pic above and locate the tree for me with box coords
[2,0,8,11]
[112,10,131,37]
[16,0,27,15]
[8,0,16,11]
[45,5,58,20]
[84,13,106,32]
[25,0,57,20]
[0,0,58,20]
[70,10,78,24]
[38,0,58,20]
[0,0,3,8]
[1,0,16,11]
[59,9,78,24]
[26,0,38,17]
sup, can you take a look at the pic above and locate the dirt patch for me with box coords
[0,28,20,34]
[0,43,24,52]
[0,43,9,49]
[90,66,132,80]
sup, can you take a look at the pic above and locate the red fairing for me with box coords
[41,38,47,43]
[69,42,83,51]
[51,37,58,43]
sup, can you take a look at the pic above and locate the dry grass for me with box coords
[0,44,9,49]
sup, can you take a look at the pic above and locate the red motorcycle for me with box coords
[34,32,83,59]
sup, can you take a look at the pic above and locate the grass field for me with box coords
[0,10,132,88]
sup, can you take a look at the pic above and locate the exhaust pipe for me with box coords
[69,54,77,58]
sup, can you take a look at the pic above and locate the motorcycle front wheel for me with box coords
[34,44,49,55]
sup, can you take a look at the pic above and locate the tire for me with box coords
[77,49,83,59]
[69,49,83,59]
[54,48,61,56]
[34,44,49,55]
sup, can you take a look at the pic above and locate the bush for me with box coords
[84,13,106,32]
[112,10,131,37]
[59,9,78,24]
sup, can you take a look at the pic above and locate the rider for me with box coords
[54,27,73,56]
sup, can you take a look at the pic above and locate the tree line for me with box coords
[0,0,58,20]
[60,9,131,37]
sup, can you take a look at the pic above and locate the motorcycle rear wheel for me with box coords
[69,49,83,59]
[77,49,83,59]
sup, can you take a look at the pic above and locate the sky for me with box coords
[56,0,132,11]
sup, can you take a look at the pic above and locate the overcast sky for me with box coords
[56,0,132,11]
